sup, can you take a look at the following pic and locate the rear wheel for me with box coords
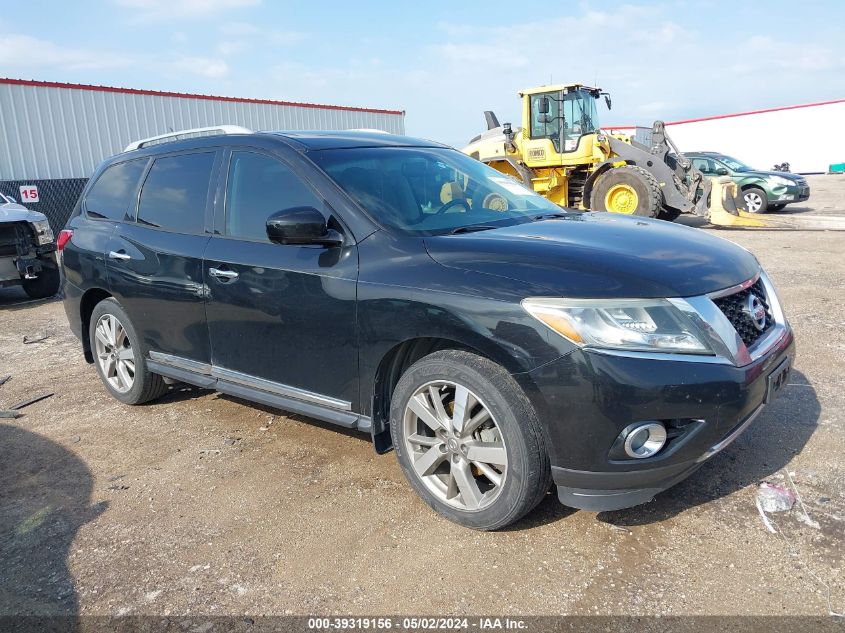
[742,187,768,214]
[22,262,60,299]
[390,350,551,530]
[590,165,662,218]
[89,298,168,405]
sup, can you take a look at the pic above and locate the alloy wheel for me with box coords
[402,380,508,512]
[744,191,764,213]
[94,314,135,393]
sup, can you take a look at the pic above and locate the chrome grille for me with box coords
[712,279,773,347]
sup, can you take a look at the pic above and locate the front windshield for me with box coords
[311,147,563,236]
[715,155,753,172]
[530,89,599,152]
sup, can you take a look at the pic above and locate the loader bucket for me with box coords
[707,176,845,230]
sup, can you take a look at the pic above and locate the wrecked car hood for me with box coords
[0,203,47,224]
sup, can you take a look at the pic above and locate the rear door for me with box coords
[106,149,221,365]
[203,148,359,408]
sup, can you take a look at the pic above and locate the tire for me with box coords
[89,297,168,405]
[769,203,786,212]
[742,187,768,214]
[22,261,60,299]
[589,165,662,218]
[390,350,551,530]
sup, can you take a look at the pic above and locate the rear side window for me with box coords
[225,151,323,241]
[137,152,216,233]
[85,159,147,221]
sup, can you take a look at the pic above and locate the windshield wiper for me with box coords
[449,225,497,235]
[531,212,569,221]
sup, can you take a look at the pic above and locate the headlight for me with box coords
[521,297,713,355]
[32,220,54,245]
[770,176,794,187]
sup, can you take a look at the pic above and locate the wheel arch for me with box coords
[369,335,522,454]
[79,287,113,363]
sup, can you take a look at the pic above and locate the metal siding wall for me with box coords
[0,83,405,180]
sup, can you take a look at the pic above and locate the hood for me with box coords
[739,170,804,182]
[424,213,760,299]
[0,203,47,224]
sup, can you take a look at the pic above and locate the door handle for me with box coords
[108,250,131,261]
[209,267,239,282]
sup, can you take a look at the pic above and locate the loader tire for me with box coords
[590,165,662,218]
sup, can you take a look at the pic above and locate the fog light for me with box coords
[623,422,667,459]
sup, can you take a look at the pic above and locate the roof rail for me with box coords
[124,125,253,152]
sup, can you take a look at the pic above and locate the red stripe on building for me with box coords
[0,77,405,116]
[608,97,845,129]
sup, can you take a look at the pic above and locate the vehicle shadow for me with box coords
[0,424,105,627]
[0,286,60,311]
[597,370,819,527]
[216,393,369,443]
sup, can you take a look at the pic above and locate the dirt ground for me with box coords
[1,175,844,618]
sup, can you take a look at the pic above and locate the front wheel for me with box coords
[742,187,768,214]
[589,165,662,218]
[390,350,551,530]
[769,203,786,212]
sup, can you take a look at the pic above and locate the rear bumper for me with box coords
[524,324,795,512]
[62,278,84,341]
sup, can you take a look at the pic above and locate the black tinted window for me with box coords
[138,152,216,233]
[226,152,323,241]
[85,159,146,221]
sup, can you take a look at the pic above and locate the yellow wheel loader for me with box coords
[462,83,845,230]
[462,83,714,222]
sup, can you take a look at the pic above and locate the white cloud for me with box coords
[0,34,132,70]
[215,22,305,56]
[170,56,230,78]
[114,0,260,21]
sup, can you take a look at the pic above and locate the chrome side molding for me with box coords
[148,351,352,412]
[212,366,352,411]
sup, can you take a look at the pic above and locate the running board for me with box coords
[146,358,371,433]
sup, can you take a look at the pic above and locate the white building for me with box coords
[612,99,845,174]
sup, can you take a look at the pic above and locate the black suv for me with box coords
[61,129,794,530]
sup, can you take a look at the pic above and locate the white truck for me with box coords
[0,193,60,299]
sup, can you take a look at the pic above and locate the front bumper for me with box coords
[771,184,810,204]
[524,323,795,512]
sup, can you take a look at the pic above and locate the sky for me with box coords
[1,0,844,147]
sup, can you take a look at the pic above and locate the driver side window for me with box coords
[225,151,323,242]
[530,93,560,149]
[692,158,714,174]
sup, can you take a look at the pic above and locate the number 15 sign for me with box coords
[20,185,39,203]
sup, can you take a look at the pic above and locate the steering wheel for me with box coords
[434,198,471,215]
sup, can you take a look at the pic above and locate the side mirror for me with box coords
[538,97,550,114]
[603,93,612,110]
[266,206,342,247]
[715,167,729,176]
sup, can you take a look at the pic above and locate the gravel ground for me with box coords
[1,175,844,618]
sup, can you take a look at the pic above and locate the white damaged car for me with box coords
[0,193,60,299]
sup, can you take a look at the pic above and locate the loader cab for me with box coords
[521,85,605,167]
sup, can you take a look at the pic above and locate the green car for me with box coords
[686,152,810,214]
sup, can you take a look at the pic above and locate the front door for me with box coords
[204,149,359,409]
